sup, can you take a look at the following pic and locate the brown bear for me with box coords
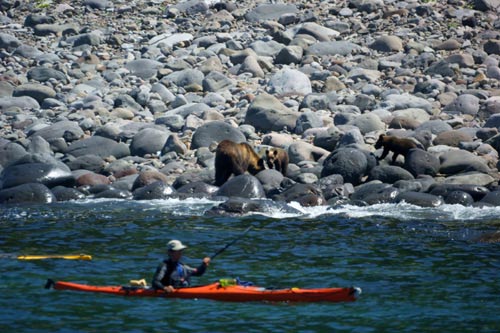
[265,147,289,176]
[375,134,421,163]
[214,140,266,186]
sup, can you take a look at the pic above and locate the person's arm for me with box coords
[191,257,210,277]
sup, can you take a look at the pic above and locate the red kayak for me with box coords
[46,279,361,303]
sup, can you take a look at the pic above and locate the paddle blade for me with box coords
[17,254,92,260]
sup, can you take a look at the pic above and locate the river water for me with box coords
[1,199,499,332]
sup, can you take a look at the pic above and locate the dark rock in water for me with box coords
[173,168,214,189]
[216,174,265,199]
[479,190,500,206]
[368,165,415,183]
[0,162,74,190]
[474,230,500,243]
[255,169,284,195]
[65,136,130,159]
[51,186,86,202]
[176,181,219,198]
[395,191,444,207]
[272,183,324,205]
[94,188,132,199]
[77,184,114,196]
[0,142,27,167]
[351,183,400,205]
[132,181,175,200]
[429,184,489,201]
[0,183,55,204]
[204,197,301,217]
[317,174,344,198]
[444,191,475,206]
[190,121,246,149]
[321,148,368,185]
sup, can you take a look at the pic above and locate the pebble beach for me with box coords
[1,0,500,214]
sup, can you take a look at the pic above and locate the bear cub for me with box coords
[375,134,422,163]
[265,148,289,177]
[214,140,266,186]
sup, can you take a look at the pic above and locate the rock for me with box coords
[350,183,400,205]
[268,68,312,96]
[94,188,132,199]
[394,191,444,207]
[238,55,265,78]
[191,121,246,149]
[75,172,110,187]
[0,142,27,168]
[429,184,489,201]
[131,170,169,191]
[245,93,299,132]
[272,183,324,204]
[368,165,415,183]
[439,150,491,175]
[133,180,175,200]
[321,148,368,185]
[444,190,475,205]
[479,190,500,206]
[288,142,329,164]
[443,94,480,116]
[125,59,163,80]
[0,96,40,111]
[130,127,170,157]
[51,186,86,201]
[347,113,385,134]
[65,154,106,173]
[0,162,74,190]
[0,183,55,204]
[245,4,298,22]
[176,181,218,198]
[203,71,235,91]
[162,134,188,155]
[216,174,265,199]
[370,35,403,52]
[275,45,304,65]
[433,130,474,147]
[205,197,301,216]
[30,120,84,143]
[0,32,21,51]
[404,149,440,177]
[305,41,362,57]
[254,169,284,195]
[65,136,130,159]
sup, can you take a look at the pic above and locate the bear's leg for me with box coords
[379,147,390,160]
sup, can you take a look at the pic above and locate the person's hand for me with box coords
[163,285,175,293]
[203,257,211,266]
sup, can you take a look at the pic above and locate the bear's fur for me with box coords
[265,147,289,176]
[375,134,421,163]
[215,140,266,186]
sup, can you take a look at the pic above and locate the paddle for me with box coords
[210,226,252,259]
[17,254,92,260]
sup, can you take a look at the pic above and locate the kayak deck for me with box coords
[46,280,361,303]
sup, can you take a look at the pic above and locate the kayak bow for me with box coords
[46,279,361,303]
[18,254,92,260]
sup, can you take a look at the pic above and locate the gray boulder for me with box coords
[0,96,40,111]
[30,120,84,143]
[395,191,444,207]
[51,186,86,201]
[130,128,170,157]
[0,142,27,168]
[267,68,312,96]
[429,183,489,201]
[368,165,415,183]
[13,83,56,104]
[216,174,266,199]
[321,148,368,185]
[133,181,175,200]
[288,142,329,164]
[444,191,475,205]
[0,183,56,204]
[0,162,74,190]
[245,93,299,132]
[65,136,130,159]
[245,4,298,22]
[191,121,246,149]
[404,149,440,177]
[350,183,400,204]
[439,150,491,175]
[125,59,163,80]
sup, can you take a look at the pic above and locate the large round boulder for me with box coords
[404,149,440,177]
[216,174,265,199]
[367,165,415,183]
[350,182,400,204]
[0,183,56,204]
[191,121,246,149]
[130,127,170,157]
[65,136,130,159]
[0,162,74,189]
[244,93,299,132]
[394,191,444,207]
[133,181,175,200]
[321,148,368,185]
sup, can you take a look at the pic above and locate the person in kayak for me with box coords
[152,239,210,293]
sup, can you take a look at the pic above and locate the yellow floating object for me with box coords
[17,254,92,260]
[129,279,147,287]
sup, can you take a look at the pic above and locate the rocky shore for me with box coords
[1,0,500,214]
